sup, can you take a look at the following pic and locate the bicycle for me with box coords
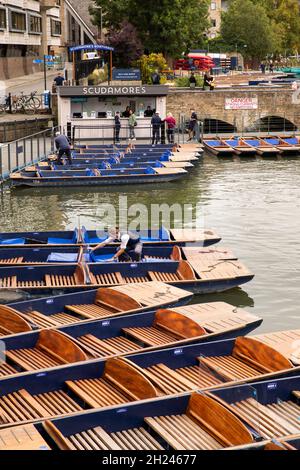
[11,91,41,115]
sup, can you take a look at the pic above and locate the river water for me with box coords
[0,153,299,333]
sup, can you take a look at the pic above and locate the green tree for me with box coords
[253,0,300,53]
[91,0,210,58]
[221,0,278,63]
[134,53,168,84]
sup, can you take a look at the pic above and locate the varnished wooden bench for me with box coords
[44,420,164,451]
[5,330,87,374]
[76,334,142,358]
[45,264,86,288]
[144,363,198,394]
[89,271,124,286]
[145,393,253,450]
[0,257,23,265]
[175,364,223,389]
[123,307,207,348]
[65,358,159,409]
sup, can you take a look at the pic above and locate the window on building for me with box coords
[211,2,216,10]
[29,15,42,34]
[56,0,61,5]
[10,11,26,31]
[211,19,216,27]
[51,19,61,36]
[0,9,6,29]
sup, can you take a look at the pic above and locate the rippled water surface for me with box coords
[0,154,299,333]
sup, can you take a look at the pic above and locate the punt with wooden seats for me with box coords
[0,329,87,378]
[0,358,166,429]
[223,139,257,157]
[0,227,221,248]
[3,282,192,329]
[0,305,261,427]
[20,392,256,450]
[240,137,280,157]
[0,250,254,294]
[126,329,300,393]
[203,139,234,157]
[0,245,183,266]
[53,303,262,359]
[261,137,300,155]
[209,375,300,441]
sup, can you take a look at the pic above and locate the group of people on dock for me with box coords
[113,107,177,145]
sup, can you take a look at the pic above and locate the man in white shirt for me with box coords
[91,227,143,262]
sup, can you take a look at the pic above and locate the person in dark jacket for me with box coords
[151,111,162,145]
[54,132,72,164]
[114,111,121,143]
[187,110,198,141]
[189,72,197,87]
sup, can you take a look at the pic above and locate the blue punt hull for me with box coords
[10,172,187,188]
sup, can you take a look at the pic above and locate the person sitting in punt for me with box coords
[91,227,143,262]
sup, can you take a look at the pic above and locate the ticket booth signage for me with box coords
[112,69,141,81]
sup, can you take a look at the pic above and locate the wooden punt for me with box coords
[227,434,300,451]
[0,310,259,430]
[17,392,255,450]
[0,329,87,378]
[223,139,257,157]
[10,167,188,188]
[240,137,280,156]
[0,227,221,248]
[203,139,234,156]
[3,282,193,328]
[127,329,300,393]
[262,137,300,155]
[53,303,261,360]
[0,250,254,294]
[209,375,300,441]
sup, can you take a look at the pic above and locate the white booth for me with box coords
[57,85,169,141]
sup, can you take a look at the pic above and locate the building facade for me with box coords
[0,0,98,79]
[208,0,228,38]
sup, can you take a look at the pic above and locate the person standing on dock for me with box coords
[164,112,176,144]
[128,110,137,141]
[114,111,121,143]
[54,132,72,165]
[151,111,162,146]
[91,227,143,262]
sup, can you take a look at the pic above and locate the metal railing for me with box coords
[0,126,59,183]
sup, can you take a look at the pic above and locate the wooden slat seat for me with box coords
[23,311,61,328]
[292,390,300,400]
[65,378,130,408]
[0,257,23,264]
[93,272,124,286]
[148,271,181,282]
[66,303,119,319]
[17,281,45,288]
[110,427,164,450]
[145,414,223,450]
[6,347,64,370]
[175,365,223,389]
[0,424,51,450]
[123,276,150,283]
[33,390,83,416]
[0,362,18,377]
[49,313,82,325]
[0,389,49,425]
[144,364,197,394]
[232,398,300,438]
[0,276,17,287]
[76,334,142,358]
[122,326,179,347]
[198,355,261,382]
[45,274,76,287]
